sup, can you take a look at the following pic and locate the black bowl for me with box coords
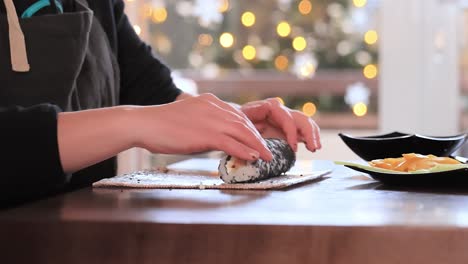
[338,131,468,161]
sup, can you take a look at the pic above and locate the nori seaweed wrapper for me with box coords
[219,138,296,183]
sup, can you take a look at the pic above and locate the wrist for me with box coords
[118,104,170,150]
[176,92,193,101]
[116,105,144,149]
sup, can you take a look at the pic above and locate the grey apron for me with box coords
[0,0,120,188]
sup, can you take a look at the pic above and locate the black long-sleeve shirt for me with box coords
[0,0,182,206]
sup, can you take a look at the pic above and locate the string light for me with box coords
[277,21,291,37]
[140,0,379,104]
[152,7,167,24]
[298,0,312,15]
[352,0,367,8]
[302,102,317,117]
[274,55,289,71]
[154,34,172,55]
[242,45,256,60]
[241,12,256,27]
[355,51,372,65]
[142,4,152,18]
[198,34,213,46]
[353,102,367,117]
[363,64,378,79]
[299,63,316,78]
[219,32,235,48]
[364,30,378,45]
[219,0,230,13]
[292,36,307,51]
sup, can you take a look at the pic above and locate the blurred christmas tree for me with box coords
[146,0,379,79]
[141,0,379,117]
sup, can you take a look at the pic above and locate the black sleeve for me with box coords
[0,104,69,206]
[113,0,182,105]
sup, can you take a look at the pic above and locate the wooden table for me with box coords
[2,159,468,264]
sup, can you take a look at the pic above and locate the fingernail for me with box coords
[290,143,297,152]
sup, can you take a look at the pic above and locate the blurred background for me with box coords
[118,0,468,173]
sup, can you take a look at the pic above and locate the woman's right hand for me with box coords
[58,93,272,173]
[130,93,273,162]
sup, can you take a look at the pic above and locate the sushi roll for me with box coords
[218,138,296,183]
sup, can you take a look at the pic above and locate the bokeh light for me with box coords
[153,34,172,55]
[299,63,316,78]
[353,0,367,8]
[364,30,378,45]
[219,32,235,48]
[353,102,368,117]
[242,45,256,60]
[133,25,142,35]
[298,0,312,15]
[292,36,307,51]
[142,4,152,18]
[363,64,378,79]
[219,0,230,13]
[277,21,291,37]
[152,7,167,23]
[274,55,289,71]
[241,12,256,27]
[355,51,372,65]
[302,102,317,117]
[198,34,213,46]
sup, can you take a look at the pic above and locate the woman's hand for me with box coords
[240,98,321,152]
[132,93,273,161]
[58,94,318,174]
[58,93,272,173]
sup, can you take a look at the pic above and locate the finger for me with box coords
[240,101,270,122]
[253,122,267,133]
[197,94,262,138]
[207,100,271,154]
[214,135,261,161]
[292,111,321,151]
[223,120,273,161]
[310,118,322,149]
[299,126,316,152]
[258,124,286,140]
[196,95,272,159]
[245,101,297,151]
[265,99,298,151]
[291,111,316,151]
[199,94,264,140]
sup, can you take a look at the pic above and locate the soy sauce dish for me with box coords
[338,131,468,161]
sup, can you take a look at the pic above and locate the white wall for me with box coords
[380,0,461,136]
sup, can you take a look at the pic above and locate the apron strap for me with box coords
[3,0,30,72]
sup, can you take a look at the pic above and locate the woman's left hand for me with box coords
[240,98,321,153]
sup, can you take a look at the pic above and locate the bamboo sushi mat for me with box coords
[93,168,331,190]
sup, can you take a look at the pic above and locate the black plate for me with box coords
[344,165,468,186]
[338,131,468,161]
